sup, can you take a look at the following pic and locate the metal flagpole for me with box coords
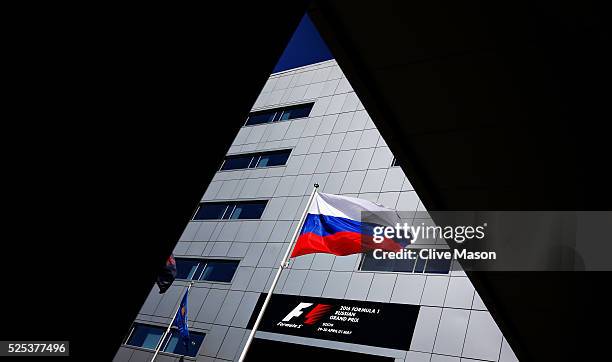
[238,183,319,362]
[151,281,194,362]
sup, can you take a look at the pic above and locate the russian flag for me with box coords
[290,192,409,258]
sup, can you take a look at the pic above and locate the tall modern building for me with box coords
[114,60,519,362]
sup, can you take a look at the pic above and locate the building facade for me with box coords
[114,60,519,362]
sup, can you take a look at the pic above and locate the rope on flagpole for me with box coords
[237,184,319,362]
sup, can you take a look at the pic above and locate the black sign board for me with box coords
[247,294,420,350]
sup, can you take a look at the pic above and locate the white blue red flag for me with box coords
[290,192,407,258]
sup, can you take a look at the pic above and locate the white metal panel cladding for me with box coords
[118,60,518,362]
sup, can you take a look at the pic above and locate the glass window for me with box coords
[394,256,416,273]
[193,262,207,279]
[228,201,267,219]
[200,260,239,282]
[220,150,291,171]
[256,150,291,167]
[126,324,164,350]
[222,204,236,220]
[194,201,267,220]
[175,259,200,280]
[175,258,239,282]
[162,329,206,357]
[360,251,418,272]
[359,249,450,274]
[278,104,314,121]
[245,111,276,126]
[126,324,205,357]
[193,203,229,220]
[221,155,255,170]
[360,252,395,272]
[424,257,452,274]
[245,104,313,126]
[413,256,427,273]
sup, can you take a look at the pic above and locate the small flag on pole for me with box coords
[150,282,193,362]
[156,254,177,293]
[291,192,407,258]
[173,288,190,348]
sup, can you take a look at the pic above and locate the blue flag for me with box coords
[173,289,190,348]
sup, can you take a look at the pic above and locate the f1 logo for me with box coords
[282,302,313,322]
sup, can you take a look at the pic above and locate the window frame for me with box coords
[243,103,314,127]
[219,150,292,172]
[223,204,237,219]
[226,200,267,220]
[192,200,268,221]
[159,327,206,357]
[174,257,240,284]
[276,103,314,122]
[124,323,206,358]
[358,249,452,275]
[254,150,288,168]
[174,258,202,280]
[191,202,231,220]
[244,110,277,126]
[219,154,255,171]
[249,155,261,168]
[197,259,240,283]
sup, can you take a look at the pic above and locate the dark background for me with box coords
[2,1,611,361]
[2,1,309,360]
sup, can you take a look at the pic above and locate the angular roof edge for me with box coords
[270,59,337,77]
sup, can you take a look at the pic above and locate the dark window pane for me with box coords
[193,203,229,220]
[200,260,239,282]
[175,259,200,280]
[360,252,395,272]
[360,249,433,273]
[413,255,427,273]
[221,155,254,170]
[193,262,207,280]
[394,256,416,272]
[163,330,205,357]
[249,156,260,168]
[245,111,276,126]
[229,201,267,219]
[126,324,164,350]
[272,111,283,122]
[222,204,236,220]
[278,104,313,121]
[256,150,291,167]
[424,257,452,274]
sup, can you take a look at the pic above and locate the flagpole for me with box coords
[238,184,319,362]
[150,281,194,362]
